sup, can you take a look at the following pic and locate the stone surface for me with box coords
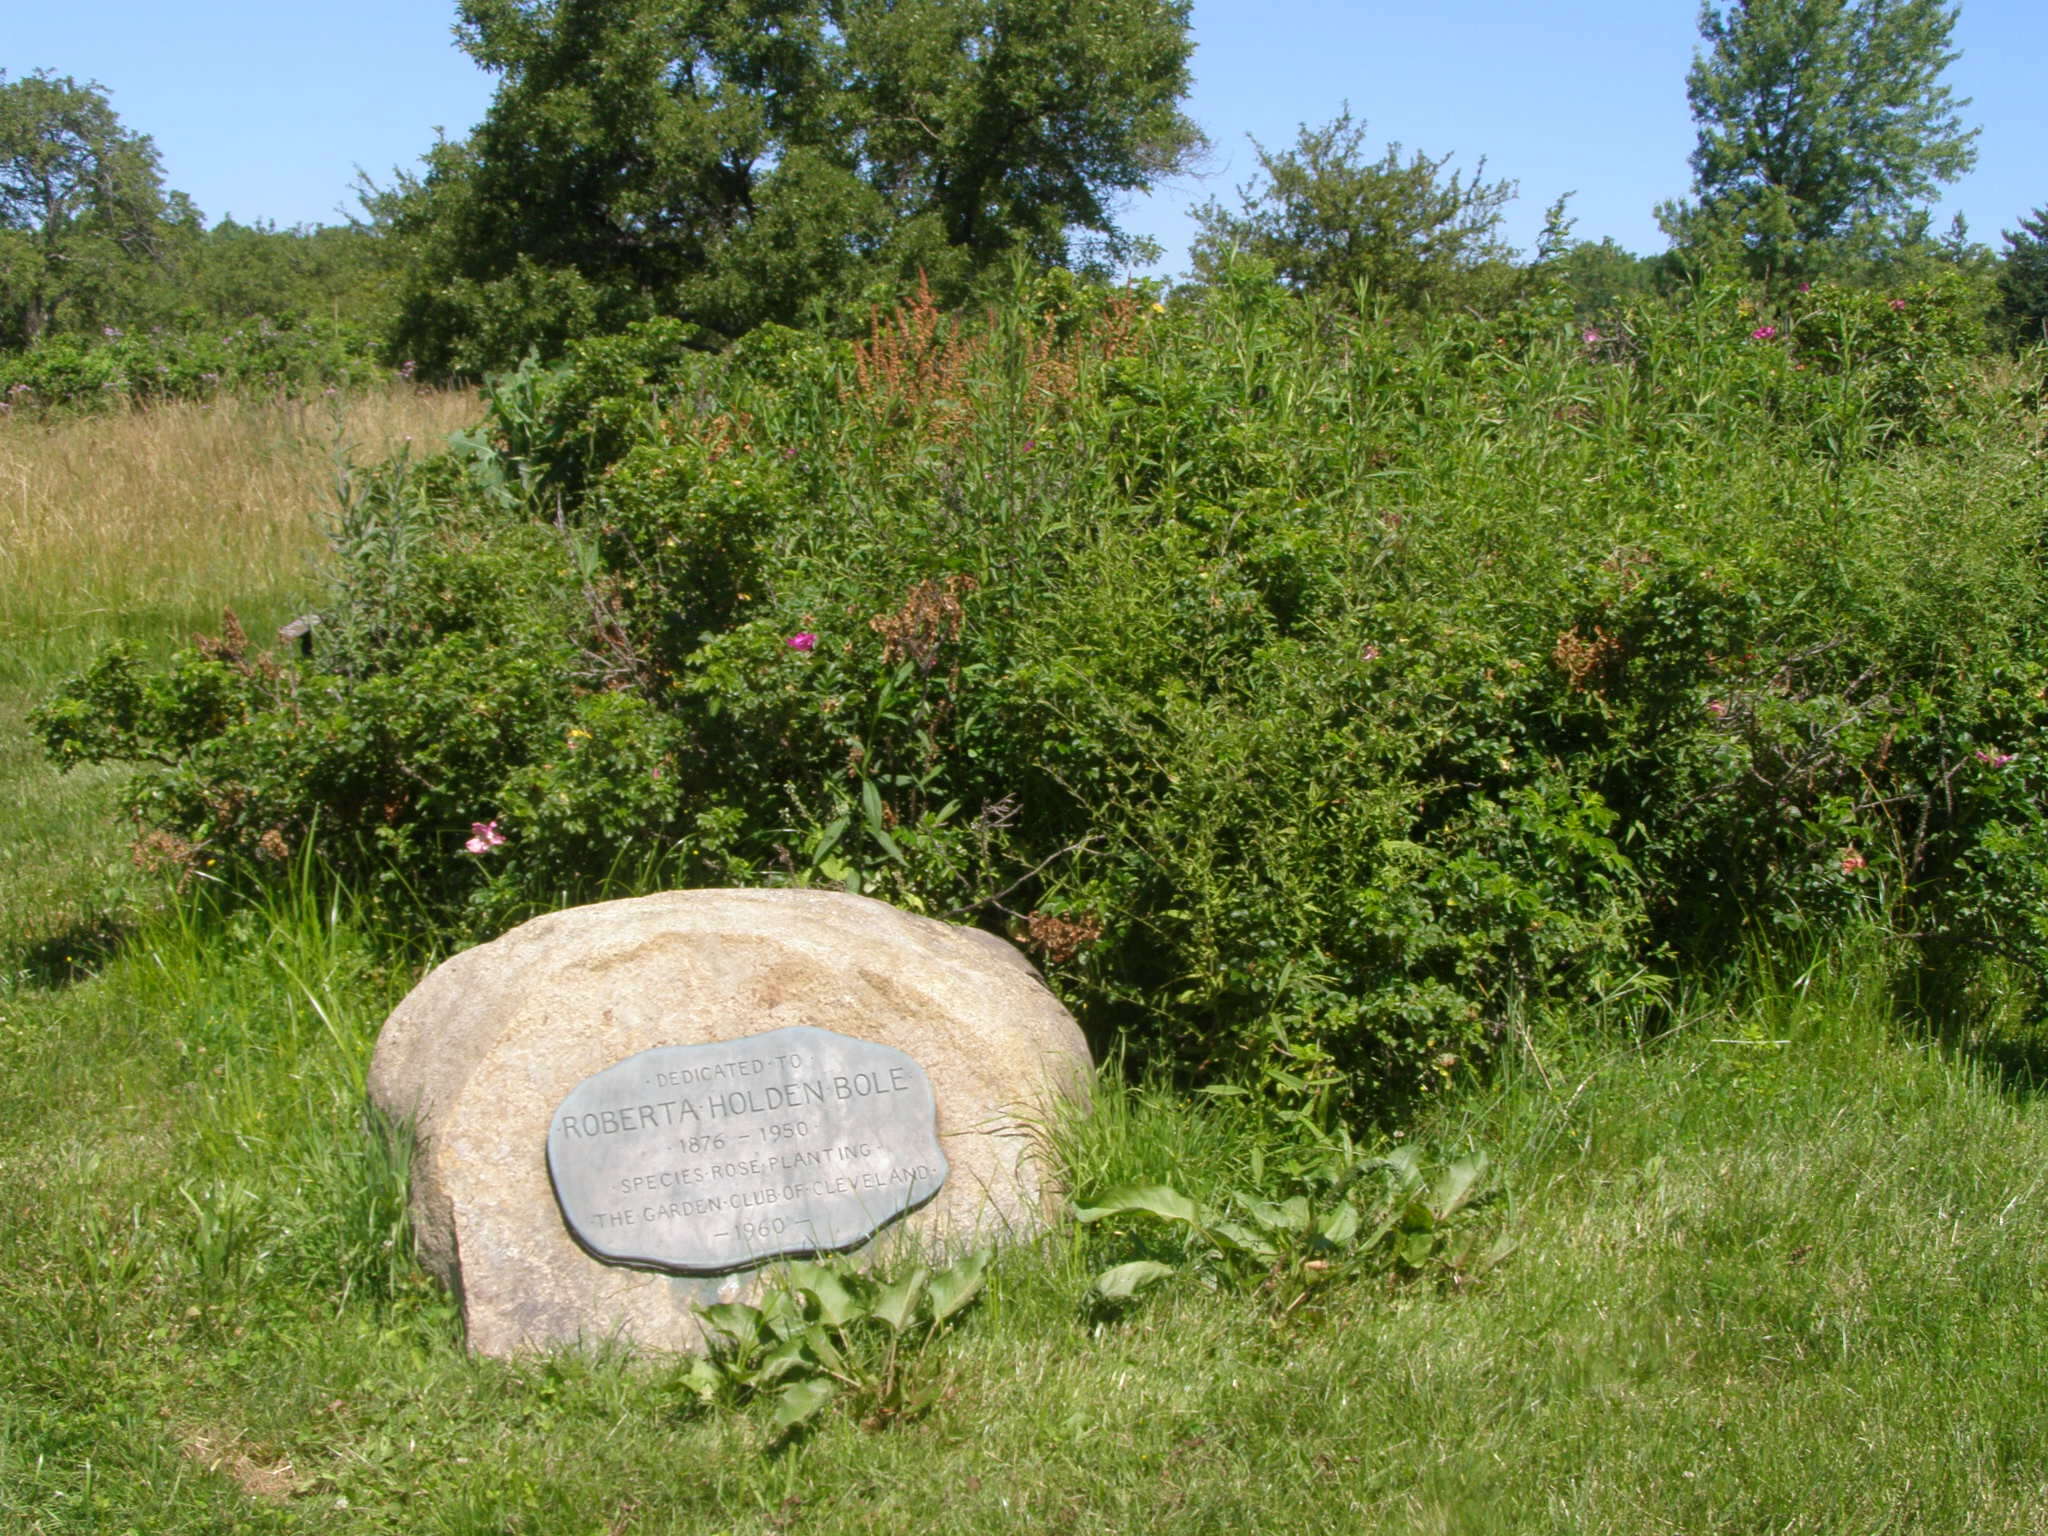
[546,1027,948,1272]
[367,889,1091,1357]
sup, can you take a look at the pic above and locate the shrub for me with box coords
[36,270,2048,1115]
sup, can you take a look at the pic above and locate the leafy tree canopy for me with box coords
[0,69,188,347]
[377,0,1203,372]
[1189,108,1516,310]
[1659,0,1978,287]
[1999,206,2048,346]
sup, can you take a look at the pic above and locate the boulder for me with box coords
[366,889,1090,1357]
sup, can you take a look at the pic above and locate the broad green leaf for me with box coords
[1211,1221,1279,1260]
[1378,1145,1423,1192]
[783,1261,858,1328]
[697,1302,766,1350]
[1401,1230,1437,1268]
[811,813,850,862]
[927,1248,990,1324]
[753,1332,814,1385]
[1431,1153,1489,1218]
[802,1322,847,1376]
[1074,1185,1200,1226]
[675,1356,724,1401]
[1247,1197,1312,1234]
[871,1267,931,1334]
[769,1377,838,1437]
[1317,1201,1360,1247]
[1092,1260,1176,1300]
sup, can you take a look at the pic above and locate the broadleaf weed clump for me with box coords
[33,264,2048,1117]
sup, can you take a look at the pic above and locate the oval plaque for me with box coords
[545,1026,948,1274]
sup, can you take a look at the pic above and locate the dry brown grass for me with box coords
[0,384,480,962]
[0,384,479,651]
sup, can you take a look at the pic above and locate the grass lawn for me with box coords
[5,389,2048,1534]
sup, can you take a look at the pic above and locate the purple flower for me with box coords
[464,820,507,854]
[1889,298,1907,312]
[1360,642,1381,661]
[785,632,817,653]
[399,360,417,381]
[1750,325,1778,342]
[1706,699,1728,718]
[1797,283,1811,293]
[1975,749,2017,768]
[1582,328,1602,346]
[1022,438,1037,454]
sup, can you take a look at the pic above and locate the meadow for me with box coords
[7,284,2048,1533]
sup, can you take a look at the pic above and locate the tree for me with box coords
[1998,207,2048,345]
[1659,0,1979,286]
[379,0,1203,372]
[1189,109,1516,310]
[0,71,182,347]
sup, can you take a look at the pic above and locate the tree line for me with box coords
[5,0,2047,373]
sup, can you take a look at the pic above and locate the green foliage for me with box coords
[0,69,186,348]
[1078,1144,1510,1318]
[1662,0,1979,287]
[1998,205,2048,346]
[0,313,384,412]
[376,0,1203,372]
[36,270,2047,1117]
[677,1249,990,1438]
[1190,108,1517,311]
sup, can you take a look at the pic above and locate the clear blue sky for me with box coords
[10,1,2045,276]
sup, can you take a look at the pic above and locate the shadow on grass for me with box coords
[7,912,134,990]
[1899,952,2048,1099]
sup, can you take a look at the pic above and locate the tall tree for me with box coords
[379,0,1202,372]
[1190,109,1516,310]
[0,71,184,347]
[1999,207,2048,345]
[1659,0,1978,286]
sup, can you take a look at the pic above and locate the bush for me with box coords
[0,315,387,415]
[36,269,2048,1116]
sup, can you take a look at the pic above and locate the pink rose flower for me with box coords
[786,632,817,653]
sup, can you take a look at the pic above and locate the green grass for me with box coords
[8,866,2048,1532]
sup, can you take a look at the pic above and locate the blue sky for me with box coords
[10,1,2045,276]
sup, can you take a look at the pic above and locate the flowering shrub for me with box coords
[34,271,2048,1114]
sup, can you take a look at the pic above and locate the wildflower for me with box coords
[1889,298,1907,312]
[1021,438,1037,454]
[1974,748,2016,767]
[1797,283,1811,293]
[1840,848,1867,875]
[1706,699,1728,718]
[399,360,417,380]
[464,820,507,854]
[102,326,122,339]
[1583,327,1602,346]
[1750,325,1778,342]
[785,632,817,653]
[1361,642,1381,661]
